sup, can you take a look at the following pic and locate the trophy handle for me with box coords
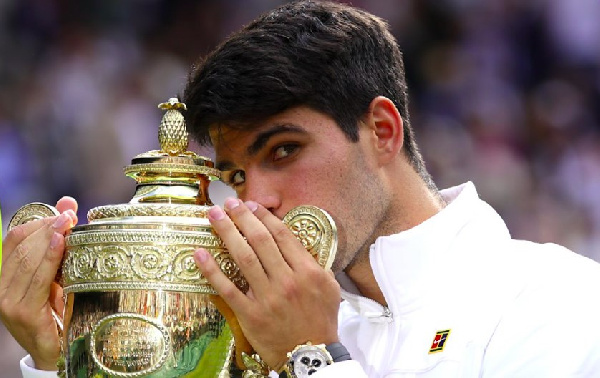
[7,202,61,230]
[8,202,64,284]
[282,205,337,272]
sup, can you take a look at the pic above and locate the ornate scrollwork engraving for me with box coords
[63,229,223,291]
[62,240,235,293]
[131,246,169,280]
[70,246,95,279]
[172,247,202,281]
[98,247,129,279]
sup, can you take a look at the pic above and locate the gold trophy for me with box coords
[8,98,337,377]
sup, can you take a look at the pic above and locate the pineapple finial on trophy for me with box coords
[158,97,188,155]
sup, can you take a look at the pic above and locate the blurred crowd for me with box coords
[1,0,600,374]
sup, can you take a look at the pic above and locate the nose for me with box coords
[239,171,281,214]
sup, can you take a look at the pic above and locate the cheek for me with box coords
[278,144,359,213]
[279,159,344,207]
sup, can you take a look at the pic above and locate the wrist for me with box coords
[272,356,289,373]
[31,353,60,372]
[32,359,58,372]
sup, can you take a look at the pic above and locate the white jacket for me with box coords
[21,182,600,377]
[317,182,600,377]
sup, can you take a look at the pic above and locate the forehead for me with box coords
[209,126,247,150]
[209,106,341,155]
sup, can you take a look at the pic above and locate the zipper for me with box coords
[341,289,394,323]
[365,305,393,323]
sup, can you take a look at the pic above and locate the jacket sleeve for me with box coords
[20,355,58,378]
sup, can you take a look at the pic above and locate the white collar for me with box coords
[339,182,511,318]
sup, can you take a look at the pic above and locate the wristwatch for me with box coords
[283,342,351,377]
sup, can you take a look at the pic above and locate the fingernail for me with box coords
[194,248,209,264]
[52,214,69,229]
[224,198,240,211]
[208,206,225,221]
[50,233,62,249]
[245,201,258,212]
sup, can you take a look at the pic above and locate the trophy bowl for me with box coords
[8,98,337,377]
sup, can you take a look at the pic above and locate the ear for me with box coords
[364,96,404,165]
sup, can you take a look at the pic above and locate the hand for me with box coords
[194,198,341,370]
[0,197,78,371]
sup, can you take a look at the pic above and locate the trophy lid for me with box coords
[123,98,219,189]
[89,98,219,221]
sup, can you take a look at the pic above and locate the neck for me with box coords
[343,167,445,306]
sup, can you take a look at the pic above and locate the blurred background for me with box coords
[1,0,599,374]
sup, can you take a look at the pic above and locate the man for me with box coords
[3,1,600,377]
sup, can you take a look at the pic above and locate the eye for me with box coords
[272,144,299,161]
[223,170,245,187]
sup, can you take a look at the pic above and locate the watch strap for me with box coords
[325,342,352,362]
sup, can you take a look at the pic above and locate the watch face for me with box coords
[290,345,331,377]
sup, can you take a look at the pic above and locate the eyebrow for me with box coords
[216,124,306,172]
[247,124,305,156]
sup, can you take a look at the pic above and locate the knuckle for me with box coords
[43,216,58,226]
[0,297,11,315]
[199,261,215,277]
[279,277,299,299]
[7,225,26,243]
[246,230,272,248]
[18,254,34,274]
[219,285,238,301]
[30,271,44,290]
[263,294,286,317]
[303,265,335,290]
[238,252,258,269]
[272,225,291,241]
[246,309,264,326]
[323,276,341,295]
[303,263,323,279]
[14,242,29,262]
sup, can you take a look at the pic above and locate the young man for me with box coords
[3,1,600,377]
